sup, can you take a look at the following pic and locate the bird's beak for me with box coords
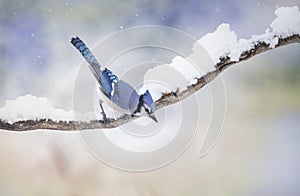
[149,113,158,123]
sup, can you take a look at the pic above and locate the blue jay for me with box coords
[70,37,158,123]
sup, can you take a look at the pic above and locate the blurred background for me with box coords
[0,0,300,195]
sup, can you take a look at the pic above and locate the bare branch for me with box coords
[1,34,299,131]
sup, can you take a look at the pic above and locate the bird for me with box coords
[70,36,158,124]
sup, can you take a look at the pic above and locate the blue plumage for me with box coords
[70,36,158,123]
[142,90,155,112]
[71,37,101,69]
[100,68,119,99]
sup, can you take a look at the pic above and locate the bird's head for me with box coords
[134,90,158,123]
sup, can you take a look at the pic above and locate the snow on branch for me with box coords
[1,6,300,131]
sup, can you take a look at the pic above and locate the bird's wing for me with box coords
[111,80,139,112]
[99,68,119,99]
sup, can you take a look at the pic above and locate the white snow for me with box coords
[270,6,300,38]
[0,95,73,123]
[0,95,94,124]
[197,6,300,63]
[139,55,208,101]
[228,31,279,61]
[197,23,238,63]
[170,56,202,82]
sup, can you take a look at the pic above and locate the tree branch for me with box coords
[1,34,299,131]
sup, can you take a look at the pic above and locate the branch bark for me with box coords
[1,34,299,131]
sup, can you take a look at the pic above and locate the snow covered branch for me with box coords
[216,34,300,72]
[0,6,299,131]
[1,34,299,131]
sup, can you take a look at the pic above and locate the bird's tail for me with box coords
[70,36,102,82]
